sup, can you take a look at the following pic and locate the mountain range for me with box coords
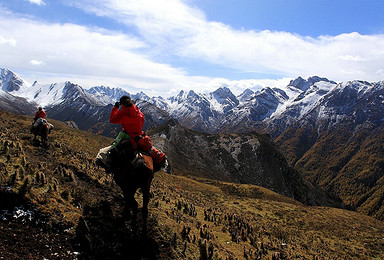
[1,67,384,220]
[1,68,337,135]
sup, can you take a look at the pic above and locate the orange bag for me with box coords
[148,147,165,164]
[135,133,165,164]
[135,134,152,152]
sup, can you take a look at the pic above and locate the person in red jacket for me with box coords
[109,96,168,171]
[110,96,144,140]
[34,106,46,122]
[31,106,52,135]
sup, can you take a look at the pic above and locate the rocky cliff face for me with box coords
[149,121,339,206]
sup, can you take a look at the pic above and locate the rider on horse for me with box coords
[30,106,53,145]
[96,96,169,173]
[110,96,168,170]
[34,106,46,121]
[31,106,47,132]
[95,96,170,231]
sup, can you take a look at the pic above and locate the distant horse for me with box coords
[32,123,50,146]
[110,140,154,233]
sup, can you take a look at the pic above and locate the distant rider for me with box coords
[34,106,46,122]
[32,106,47,131]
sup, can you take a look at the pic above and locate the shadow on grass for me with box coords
[72,201,165,260]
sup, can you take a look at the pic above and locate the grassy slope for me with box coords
[0,110,384,259]
[289,124,384,220]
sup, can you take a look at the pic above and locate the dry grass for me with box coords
[1,109,384,259]
[149,171,384,259]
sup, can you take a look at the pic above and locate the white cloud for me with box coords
[73,0,384,82]
[1,0,384,98]
[0,13,199,96]
[30,59,45,66]
[27,0,46,6]
[0,35,17,47]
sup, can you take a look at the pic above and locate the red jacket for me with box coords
[35,110,46,119]
[109,104,144,136]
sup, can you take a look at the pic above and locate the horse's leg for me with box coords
[124,187,138,222]
[141,178,153,234]
[41,126,48,147]
[141,187,149,234]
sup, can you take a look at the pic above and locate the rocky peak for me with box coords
[237,88,255,103]
[0,68,26,92]
[212,87,239,107]
[289,76,333,92]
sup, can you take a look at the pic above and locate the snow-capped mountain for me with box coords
[265,77,337,136]
[86,86,129,105]
[86,86,151,105]
[274,79,384,220]
[1,67,383,139]
[150,76,337,134]
[0,68,37,115]
[0,68,29,93]
[20,81,104,108]
[0,69,171,134]
[305,80,384,130]
[237,88,255,103]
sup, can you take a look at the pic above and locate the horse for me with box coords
[109,140,155,233]
[32,123,50,147]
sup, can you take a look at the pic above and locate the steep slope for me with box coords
[0,109,173,259]
[1,110,384,259]
[148,121,340,207]
[0,91,37,116]
[275,80,384,219]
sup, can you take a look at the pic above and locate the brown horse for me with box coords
[32,123,50,147]
[110,140,154,233]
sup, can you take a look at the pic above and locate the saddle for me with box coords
[31,118,54,134]
[109,140,154,173]
[96,133,170,174]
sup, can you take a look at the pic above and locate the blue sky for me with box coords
[0,0,384,97]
